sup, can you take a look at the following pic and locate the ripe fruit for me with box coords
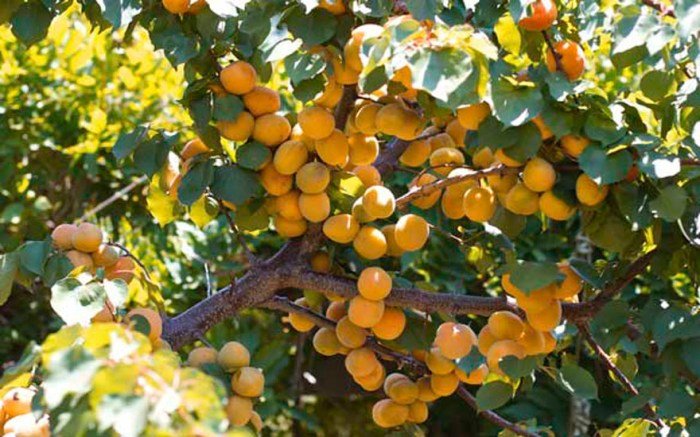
[463,186,497,222]
[353,165,381,187]
[430,372,459,396]
[487,171,518,193]
[382,225,405,257]
[330,57,359,85]
[407,401,429,423]
[296,162,331,194]
[348,296,385,328]
[66,250,94,269]
[310,251,331,273]
[505,183,540,215]
[323,214,360,243]
[372,307,406,340]
[428,133,457,151]
[560,135,589,158]
[314,76,343,108]
[2,387,34,417]
[226,395,253,427]
[542,331,557,353]
[430,147,465,175]
[435,322,477,359]
[555,262,583,299]
[472,147,495,168]
[348,134,379,166]
[181,138,209,160]
[522,157,556,192]
[250,411,263,432]
[546,40,585,81]
[487,340,526,375]
[375,103,422,141]
[353,226,387,259]
[313,327,343,356]
[442,187,466,219]
[336,316,367,348]
[218,341,251,371]
[72,223,103,252]
[394,214,430,251]
[344,24,383,71]
[410,173,441,209]
[576,174,609,206]
[386,378,419,405]
[218,111,255,142]
[358,267,392,301]
[187,347,218,367]
[2,413,49,437]
[488,311,525,340]
[253,114,291,147]
[456,102,490,130]
[362,186,395,219]
[372,399,409,428]
[220,61,257,95]
[92,244,119,267]
[243,86,281,116]
[533,115,553,140]
[455,363,489,385]
[416,376,440,402]
[446,118,468,147]
[125,307,162,342]
[92,301,115,323]
[260,164,293,196]
[477,325,498,355]
[298,192,331,223]
[276,191,303,221]
[518,0,557,31]
[288,298,315,332]
[318,0,346,15]
[354,362,386,391]
[231,366,265,397]
[539,191,576,221]
[162,0,190,14]
[298,106,335,140]
[526,300,562,332]
[518,324,546,355]
[345,347,379,378]
[400,137,431,167]
[515,284,557,313]
[425,347,456,375]
[274,216,307,237]
[494,148,523,167]
[315,129,350,166]
[105,256,136,282]
[51,223,77,250]
[355,103,382,135]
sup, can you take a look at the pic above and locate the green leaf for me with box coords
[649,185,688,222]
[500,355,539,379]
[648,302,700,350]
[640,70,675,101]
[676,0,700,40]
[681,338,700,377]
[491,73,543,127]
[408,47,474,107]
[236,142,271,171]
[475,381,513,410]
[133,135,171,177]
[213,94,244,122]
[405,0,438,21]
[556,364,598,399]
[509,261,562,293]
[19,240,51,276]
[149,19,198,66]
[584,112,625,145]
[113,126,148,160]
[95,0,141,29]
[51,278,108,326]
[489,206,526,239]
[578,145,633,185]
[391,312,438,351]
[286,7,337,46]
[210,165,264,206]
[501,123,541,162]
[569,259,603,288]
[10,1,53,46]
[234,201,270,232]
[637,150,680,179]
[0,342,40,387]
[612,184,652,229]
[178,160,214,206]
[582,206,641,253]
[292,76,326,102]
[658,389,697,418]
[612,14,672,68]
[104,279,129,310]
[207,0,246,18]
[0,252,19,306]
[456,347,486,375]
[97,395,149,437]
[42,254,74,288]
[43,345,101,408]
[284,52,327,85]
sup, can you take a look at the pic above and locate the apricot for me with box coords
[188,0,207,14]
[392,66,417,99]
[72,222,103,253]
[66,250,94,270]
[425,346,456,375]
[272,140,308,175]
[407,401,429,423]
[220,61,257,95]
[2,387,34,418]
[274,216,307,238]
[532,115,553,140]
[319,0,346,15]
[555,262,582,299]
[330,57,359,85]
[2,413,49,437]
[463,186,497,222]
[542,331,557,353]
[243,86,281,116]
[354,103,382,135]
[387,378,419,405]
[441,187,466,219]
[324,301,346,322]
[501,274,526,300]
[288,298,316,332]
[487,340,526,375]
[372,307,406,340]
[416,376,440,402]
[291,123,315,152]
[353,226,387,260]
[435,322,477,360]
[276,191,303,221]
[525,300,562,332]
[296,161,331,194]
[226,395,253,427]
[456,102,490,130]
[446,118,468,147]
[335,316,367,348]
[576,174,609,206]
[362,186,395,219]
[298,192,331,223]
[351,199,377,223]
[298,106,335,140]
[518,0,557,31]
[394,214,430,251]
[546,40,585,81]
[125,307,162,341]
[91,300,116,323]
[472,147,495,168]
[181,138,209,160]
[487,171,518,193]
[505,183,540,215]
[231,366,265,397]
[428,133,457,151]
[348,134,379,166]
[430,148,465,175]
[410,173,441,209]
[51,223,77,250]
[323,214,360,244]
[217,341,251,372]
[523,157,556,192]
[249,411,263,432]
[357,267,391,300]
[400,138,431,167]
[259,164,292,196]
[518,323,546,355]
[353,165,381,187]
[345,347,379,378]
[354,362,386,391]
[314,129,349,167]
[187,346,218,367]
[344,24,384,71]
[494,148,523,167]
[372,399,409,428]
[105,256,136,282]
[515,284,556,313]
[313,327,343,356]
[540,191,576,221]
[253,114,291,147]
[314,76,343,108]
[218,111,255,142]
[488,311,525,340]
[560,135,589,158]
[92,244,119,268]
[477,325,498,356]
[455,363,489,385]
[348,296,385,328]
[430,372,459,396]
[375,103,422,140]
[381,224,405,257]
[310,251,331,273]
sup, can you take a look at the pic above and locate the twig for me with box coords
[641,0,676,18]
[79,175,148,222]
[218,200,257,264]
[428,223,469,246]
[541,31,565,74]
[107,241,152,281]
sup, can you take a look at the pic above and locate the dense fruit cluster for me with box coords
[1,387,49,436]
[186,342,264,432]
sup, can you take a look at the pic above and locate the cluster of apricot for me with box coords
[0,387,49,437]
[162,0,206,14]
[51,222,135,282]
[185,342,264,432]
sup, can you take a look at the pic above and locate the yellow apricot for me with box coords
[353,165,381,187]
[288,298,315,332]
[428,133,457,151]
[313,327,344,356]
[187,347,218,367]
[505,183,540,215]
[523,157,556,192]
[249,411,263,432]
[226,395,253,426]
[353,226,387,259]
[463,186,497,222]
[274,215,307,238]
[51,223,77,250]
[560,135,589,158]
[91,244,119,268]
[315,129,350,166]
[351,196,377,223]
[319,0,346,15]
[455,363,489,385]
[430,372,459,396]
[446,168,479,195]
[472,147,495,168]
[336,316,368,348]
[260,164,293,196]
[273,140,308,175]
[348,134,379,166]
[487,171,518,193]
[400,138,431,167]
[323,214,360,244]
[576,174,609,206]
[348,296,385,328]
[344,24,383,71]
[375,103,422,140]
[296,161,331,194]
[381,224,405,257]
[394,214,430,251]
[555,262,582,299]
[372,399,409,428]
[416,376,440,402]
[425,346,456,375]
[310,251,331,273]
[410,173,441,209]
[218,111,255,142]
[276,190,303,221]
[539,191,576,221]
[314,76,343,109]
[357,267,392,300]
[345,347,379,378]
[181,138,209,160]
[104,256,136,282]
[72,222,103,253]
[126,308,162,341]
[442,187,466,219]
[354,362,386,391]
[2,387,34,418]
[291,123,316,152]
[218,341,251,371]
[533,115,553,140]
[231,366,265,397]
[354,103,383,135]
[435,322,477,360]
[487,340,526,375]
[525,300,562,332]
[430,147,465,175]
[542,331,557,353]
[372,307,406,340]
[488,311,525,340]
[66,250,94,270]
[325,301,347,321]
[331,57,359,85]
[253,114,291,147]
[392,66,417,99]
[92,300,116,323]
[446,118,467,147]
[518,323,546,355]
[243,86,281,116]
[362,185,395,219]
[457,102,490,130]
[407,401,429,423]
[477,325,498,356]
[494,148,523,167]
[515,284,556,313]
[220,61,257,95]
[162,0,190,14]
[298,192,331,223]
[387,378,419,405]
[501,274,525,299]
[298,106,336,140]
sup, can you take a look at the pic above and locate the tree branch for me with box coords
[374,138,411,176]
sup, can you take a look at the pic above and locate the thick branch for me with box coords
[374,138,411,176]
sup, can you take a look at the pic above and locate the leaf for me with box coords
[500,355,539,379]
[509,261,562,293]
[648,302,700,350]
[612,184,652,230]
[408,47,474,106]
[611,14,664,68]
[234,201,270,232]
[488,206,526,239]
[178,160,214,206]
[649,185,688,222]
[207,0,247,18]
[286,7,337,46]
[236,142,271,171]
[569,259,603,288]
[584,112,625,145]
[43,345,101,409]
[405,0,438,21]
[149,20,198,66]
[0,252,18,305]
[189,196,219,228]
[681,338,700,377]
[292,76,326,102]
[210,165,264,207]
[19,240,51,276]
[94,0,141,29]
[556,364,598,399]
[146,175,178,226]
[50,278,108,326]
[0,342,40,388]
[676,0,700,40]
[112,126,148,160]
[10,1,53,46]
[456,347,486,375]
[97,395,149,437]
[637,150,680,179]
[42,254,74,288]
[578,145,633,185]
[491,72,543,126]
[501,123,541,162]
[133,135,171,177]
[213,94,244,122]
[475,381,513,410]
[640,70,674,101]
[284,52,327,85]
[494,13,521,55]
[392,312,438,351]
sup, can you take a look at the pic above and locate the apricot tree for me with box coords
[1,0,699,435]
